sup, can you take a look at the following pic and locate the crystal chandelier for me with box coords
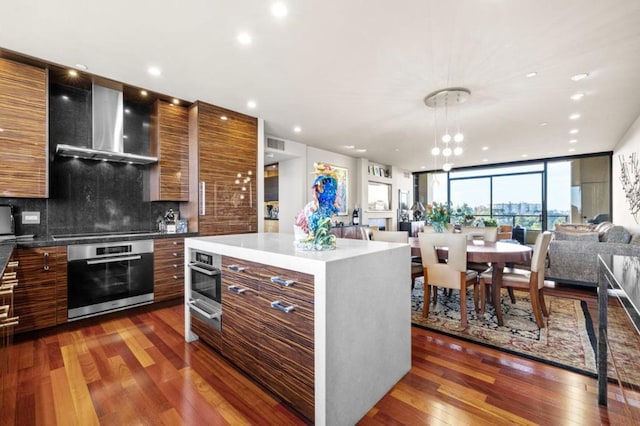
[424,87,471,172]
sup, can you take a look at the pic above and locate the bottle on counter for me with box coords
[352,206,359,225]
[165,209,177,233]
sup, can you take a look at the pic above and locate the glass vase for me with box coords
[432,221,445,233]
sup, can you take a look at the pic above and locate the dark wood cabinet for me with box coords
[0,58,48,198]
[150,100,189,201]
[185,102,257,236]
[12,246,66,334]
[221,256,315,421]
[153,238,184,302]
[264,175,278,201]
[329,225,364,239]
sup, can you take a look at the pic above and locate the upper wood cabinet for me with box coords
[150,100,189,201]
[0,58,48,198]
[185,102,257,236]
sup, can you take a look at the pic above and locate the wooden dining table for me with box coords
[409,237,533,326]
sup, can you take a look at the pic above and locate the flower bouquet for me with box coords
[425,201,451,232]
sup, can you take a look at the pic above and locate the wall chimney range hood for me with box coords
[56,83,158,165]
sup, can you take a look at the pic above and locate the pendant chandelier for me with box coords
[424,87,471,172]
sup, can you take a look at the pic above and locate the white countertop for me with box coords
[185,232,408,275]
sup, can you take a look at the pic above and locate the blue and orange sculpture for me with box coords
[294,163,340,250]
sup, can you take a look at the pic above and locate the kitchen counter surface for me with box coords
[14,231,199,248]
[0,242,16,276]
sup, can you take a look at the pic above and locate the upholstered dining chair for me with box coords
[462,226,499,273]
[478,231,553,328]
[359,226,372,240]
[371,230,423,288]
[418,232,479,327]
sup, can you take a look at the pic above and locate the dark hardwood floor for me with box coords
[1,285,639,425]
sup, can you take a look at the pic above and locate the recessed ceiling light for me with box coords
[172,99,180,105]
[420,165,426,169]
[140,90,148,96]
[481,146,489,151]
[75,63,88,70]
[569,139,578,144]
[570,73,589,81]
[247,100,257,109]
[271,2,288,17]
[221,115,228,121]
[569,129,579,134]
[68,69,78,77]
[568,148,576,152]
[293,126,301,133]
[344,145,355,149]
[148,66,162,77]
[526,72,537,78]
[355,148,367,153]
[237,32,252,45]
[569,113,581,120]
[522,154,528,158]
[482,158,488,162]
[570,92,585,101]
[539,122,548,127]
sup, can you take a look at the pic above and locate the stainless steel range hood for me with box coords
[56,83,158,165]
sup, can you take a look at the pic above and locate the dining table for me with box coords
[409,237,533,326]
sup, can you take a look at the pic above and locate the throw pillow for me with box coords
[601,226,632,244]
[554,231,600,242]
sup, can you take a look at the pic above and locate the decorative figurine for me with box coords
[294,163,340,250]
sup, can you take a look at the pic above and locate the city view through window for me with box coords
[416,154,611,232]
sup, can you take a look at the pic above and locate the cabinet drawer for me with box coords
[191,314,222,353]
[260,290,314,349]
[222,256,313,301]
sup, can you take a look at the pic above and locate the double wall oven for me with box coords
[67,240,154,320]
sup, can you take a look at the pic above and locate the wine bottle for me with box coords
[352,206,359,225]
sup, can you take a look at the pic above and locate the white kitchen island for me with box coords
[184,233,411,426]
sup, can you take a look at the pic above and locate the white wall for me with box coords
[613,113,640,234]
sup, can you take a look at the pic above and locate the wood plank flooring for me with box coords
[1,286,639,425]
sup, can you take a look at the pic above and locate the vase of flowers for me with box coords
[425,201,451,233]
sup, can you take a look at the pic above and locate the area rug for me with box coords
[411,278,640,386]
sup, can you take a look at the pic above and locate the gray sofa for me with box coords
[545,222,640,286]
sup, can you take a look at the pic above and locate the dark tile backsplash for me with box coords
[0,82,179,238]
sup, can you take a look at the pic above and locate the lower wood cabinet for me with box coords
[12,246,67,334]
[153,238,184,302]
[221,256,315,421]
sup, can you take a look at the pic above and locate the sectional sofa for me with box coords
[545,222,640,286]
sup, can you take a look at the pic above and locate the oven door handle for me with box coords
[188,263,219,276]
[86,255,142,265]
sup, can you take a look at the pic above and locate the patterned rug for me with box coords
[411,278,640,386]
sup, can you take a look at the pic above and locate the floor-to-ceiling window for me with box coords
[413,153,611,231]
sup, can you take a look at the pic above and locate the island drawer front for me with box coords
[222,256,313,301]
[190,314,222,353]
[260,289,314,350]
[258,358,314,421]
[222,308,261,376]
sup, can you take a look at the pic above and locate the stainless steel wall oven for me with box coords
[67,240,154,320]
[187,250,222,321]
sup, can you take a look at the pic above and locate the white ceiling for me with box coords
[3,0,640,172]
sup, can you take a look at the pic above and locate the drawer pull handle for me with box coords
[228,265,247,272]
[2,272,16,280]
[7,261,19,268]
[0,317,19,328]
[173,275,179,280]
[172,252,179,257]
[228,285,247,294]
[270,276,295,287]
[271,300,296,313]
